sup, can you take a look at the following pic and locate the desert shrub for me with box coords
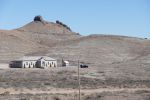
[53,96,61,100]
[85,95,92,100]
[0,91,10,96]
[20,98,27,100]
[76,33,80,35]
[144,95,150,100]
[98,71,104,73]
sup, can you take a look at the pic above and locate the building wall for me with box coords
[22,61,36,68]
[21,60,57,68]
[10,61,22,68]
[41,60,57,68]
[62,61,69,67]
[11,58,57,68]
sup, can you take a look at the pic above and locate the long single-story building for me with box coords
[10,56,57,68]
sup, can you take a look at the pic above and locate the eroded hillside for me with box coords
[1,16,150,66]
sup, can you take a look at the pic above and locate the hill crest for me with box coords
[17,15,79,35]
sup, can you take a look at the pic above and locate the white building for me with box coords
[62,59,69,67]
[10,56,57,68]
[63,61,69,67]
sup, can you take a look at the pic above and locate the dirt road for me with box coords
[0,88,150,95]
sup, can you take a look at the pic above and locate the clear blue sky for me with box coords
[0,0,150,38]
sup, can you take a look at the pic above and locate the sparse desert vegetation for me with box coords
[0,67,149,100]
[0,16,150,99]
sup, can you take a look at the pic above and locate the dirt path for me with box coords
[0,88,150,95]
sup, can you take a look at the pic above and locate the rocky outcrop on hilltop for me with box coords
[56,20,71,31]
[33,15,48,24]
[0,16,81,62]
[17,15,79,35]
[34,15,44,22]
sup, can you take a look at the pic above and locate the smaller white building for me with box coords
[62,59,69,67]
[10,56,57,68]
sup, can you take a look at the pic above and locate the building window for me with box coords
[26,62,28,65]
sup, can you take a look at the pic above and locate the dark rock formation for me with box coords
[34,15,44,22]
[56,20,71,31]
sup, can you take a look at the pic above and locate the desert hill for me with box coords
[16,15,80,46]
[0,16,150,66]
[0,16,80,62]
[0,16,150,100]
[46,34,150,66]
[18,16,75,35]
[0,29,48,62]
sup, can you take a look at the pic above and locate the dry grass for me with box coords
[0,18,150,99]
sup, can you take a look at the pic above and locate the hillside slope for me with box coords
[45,35,150,65]
[0,29,48,62]
[16,16,80,46]
[0,16,150,100]
[0,16,80,62]
[1,16,150,65]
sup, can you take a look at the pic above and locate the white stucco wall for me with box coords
[41,60,57,68]
[22,61,36,68]
[21,60,57,68]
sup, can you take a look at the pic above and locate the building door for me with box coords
[42,61,45,68]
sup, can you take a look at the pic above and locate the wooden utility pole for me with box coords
[78,60,81,100]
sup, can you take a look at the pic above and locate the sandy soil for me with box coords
[0,87,150,95]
